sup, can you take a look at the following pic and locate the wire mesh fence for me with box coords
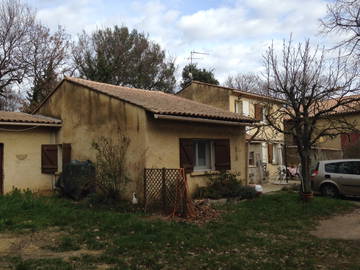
[144,168,194,216]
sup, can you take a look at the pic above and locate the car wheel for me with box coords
[321,184,339,198]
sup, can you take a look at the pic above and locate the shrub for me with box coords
[56,160,96,200]
[194,172,257,200]
[92,135,131,202]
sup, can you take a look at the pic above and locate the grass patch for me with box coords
[0,190,359,269]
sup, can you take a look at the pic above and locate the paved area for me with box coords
[310,207,360,240]
[262,180,300,194]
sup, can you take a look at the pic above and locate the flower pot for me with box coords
[300,192,314,202]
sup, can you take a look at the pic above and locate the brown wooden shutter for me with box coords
[268,143,273,164]
[255,104,263,121]
[41,144,58,174]
[179,139,194,173]
[62,143,71,170]
[214,139,231,171]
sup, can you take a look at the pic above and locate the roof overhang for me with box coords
[153,114,259,127]
[0,122,62,127]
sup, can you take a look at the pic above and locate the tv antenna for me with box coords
[187,51,209,65]
[186,51,209,80]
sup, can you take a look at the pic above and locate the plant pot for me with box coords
[300,192,314,202]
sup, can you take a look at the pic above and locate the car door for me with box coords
[335,161,360,196]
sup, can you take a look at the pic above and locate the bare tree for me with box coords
[224,73,265,94]
[0,0,35,94]
[264,38,360,195]
[0,87,24,111]
[25,25,71,110]
[321,0,360,56]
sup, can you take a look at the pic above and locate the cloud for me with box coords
[29,0,341,86]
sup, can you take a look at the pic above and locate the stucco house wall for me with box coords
[36,79,250,198]
[0,127,57,193]
[145,118,246,193]
[37,81,148,197]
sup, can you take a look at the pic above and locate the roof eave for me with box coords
[153,113,259,126]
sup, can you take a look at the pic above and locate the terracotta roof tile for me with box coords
[65,77,255,123]
[0,111,61,125]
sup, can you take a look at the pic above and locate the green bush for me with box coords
[194,172,257,199]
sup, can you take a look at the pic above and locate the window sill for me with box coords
[190,170,220,177]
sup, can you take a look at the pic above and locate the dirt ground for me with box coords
[0,228,105,268]
[311,206,360,240]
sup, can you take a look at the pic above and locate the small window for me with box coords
[194,140,213,171]
[249,151,255,166]
[234,100,242,114]
[242,100,250,116]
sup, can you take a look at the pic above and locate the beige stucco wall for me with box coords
[37,81,148,198]
[145,118,247,194]
[0,127,56,193]
[178,82,230,111]
[37,81,248,198]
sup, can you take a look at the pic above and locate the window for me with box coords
[41,144,58,174]
[325,162,360,175]
[249,151,255,166]
[194,140,212,171]
[179,139,231,173]
[261,143,268,163]
[234,100,242,114]
[242,100,250,116]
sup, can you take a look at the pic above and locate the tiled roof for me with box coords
[64,77,255,123]
[315,95,360,116]
[0,111,61,125]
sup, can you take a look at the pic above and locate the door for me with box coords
[336,161,360,196]
[0,144,3,195]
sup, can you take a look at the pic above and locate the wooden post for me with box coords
[143,169,147,213]
[161,168,166,213]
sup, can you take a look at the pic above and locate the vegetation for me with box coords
[195,172,257,199]
[263,38,360,194]
[0,190,358,269]
[91,136,131,202]
[180,63,219,88]
[72,26,176,93]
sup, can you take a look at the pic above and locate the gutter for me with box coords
[0,122,62,127]
[153,114,259,127]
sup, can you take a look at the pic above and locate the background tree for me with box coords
[180,63,219,88]
[0,0,35,95]
[321,0,360,57]
[72,26,176,93]
[224,73,265,94]
[25,25,71,111]
[264,38,360,195]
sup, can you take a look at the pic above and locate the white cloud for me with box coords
[29,0,343,86]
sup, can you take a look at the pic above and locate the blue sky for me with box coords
[26,0,339,85]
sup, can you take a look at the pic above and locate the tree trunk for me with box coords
[300,148,312,194]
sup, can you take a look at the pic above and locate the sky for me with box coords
[26,0,340,85]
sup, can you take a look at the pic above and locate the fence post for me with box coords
[144,169,147,213]
[161,167,166,213]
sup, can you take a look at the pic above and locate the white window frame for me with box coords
[234,100,241,114]
[193,140,214,171]
[242,100,250,117]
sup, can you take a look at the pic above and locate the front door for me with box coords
[0,144,3,194]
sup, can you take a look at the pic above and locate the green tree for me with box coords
[72,26,176,93]
[180,64,219,88]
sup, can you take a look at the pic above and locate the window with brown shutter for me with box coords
[255,104,263,121]
[179,139,194,173]
[62,143,71,170]
[268,143,273,164]
[214,139,231,171]
[41,144,58,174]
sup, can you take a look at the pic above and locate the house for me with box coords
[0,112,61,194]
[177,81,286,183]
[285,95,360,169]
[23,77,256,198]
